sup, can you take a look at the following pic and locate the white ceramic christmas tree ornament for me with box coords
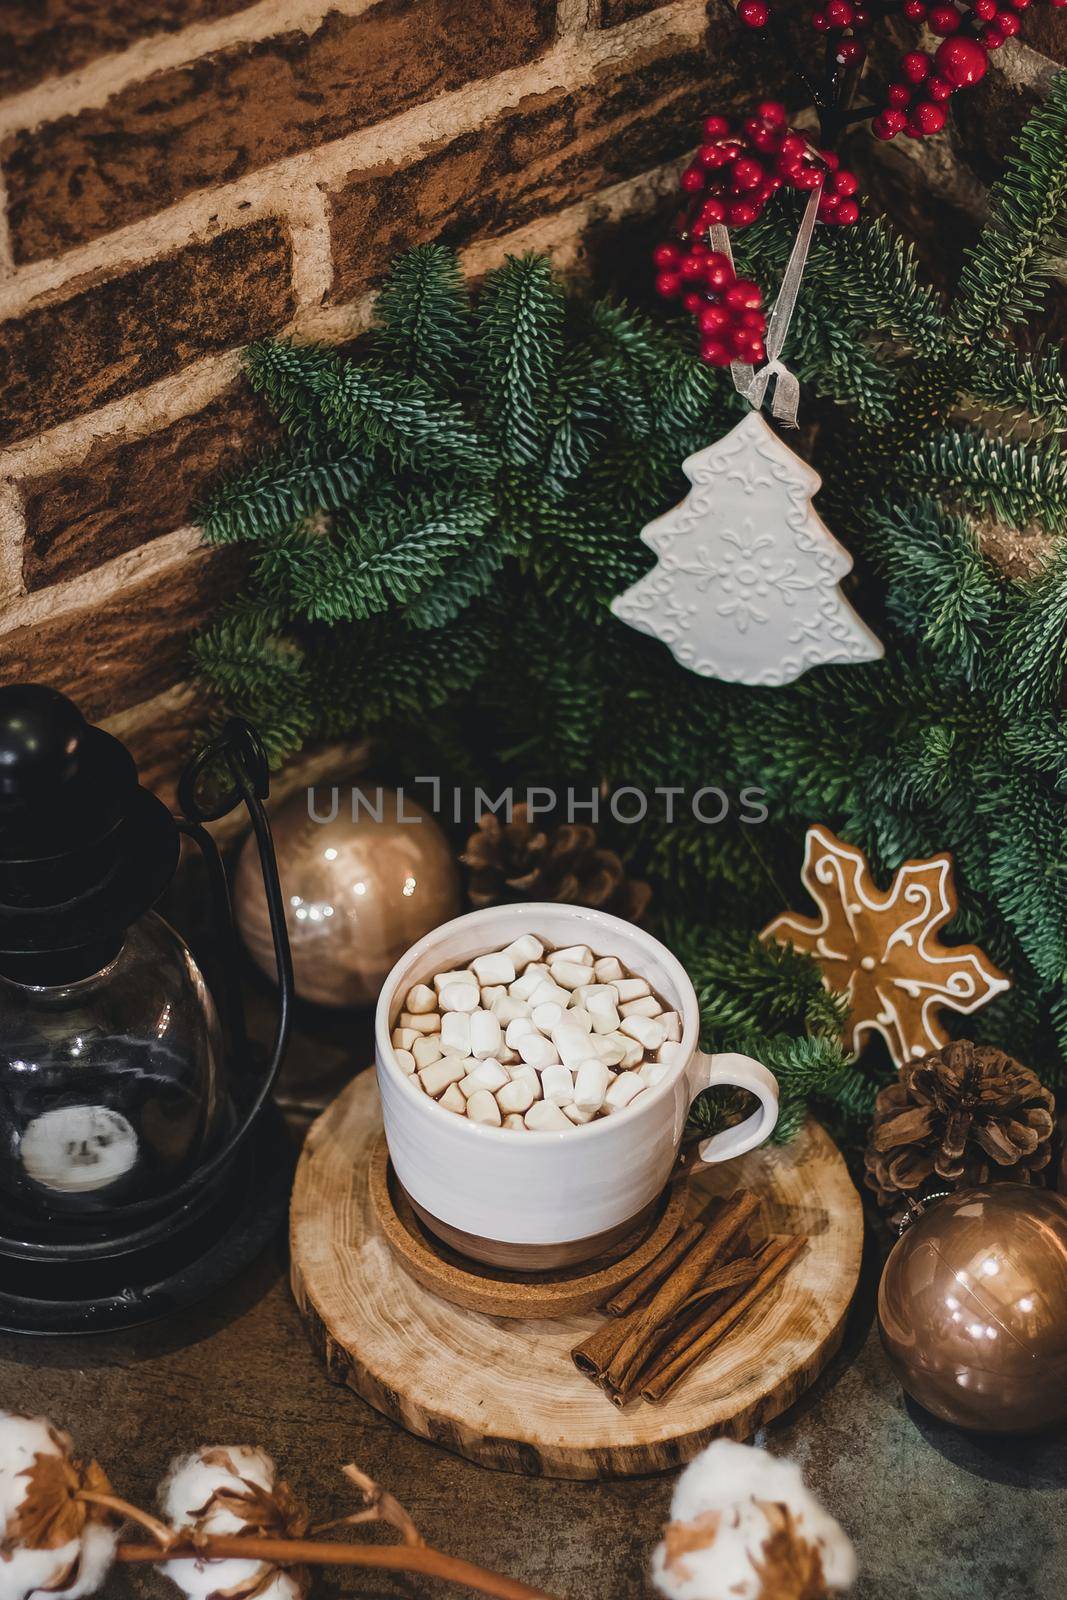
[610,411,883,686]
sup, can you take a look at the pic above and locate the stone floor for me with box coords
[2,1194,1064,1600]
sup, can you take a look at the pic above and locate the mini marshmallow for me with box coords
[493,995,532,1024]
[497,1075,537,1115]
[470,1009,502,1059]
[505,1016,537,1048]
[433,969,470,993]
[639,1060,672,1086]
[553,1021,596,1069]
[593,1034,627,1067]
[549,944,593,966]
[620,1015,667,1052]
[541,1064,575,1105]
[562,1101,597,1124]
[525,1100,571,1131]
[398,1011,441,1034]
[527,978,571,1010]
[391,1027,418,1052]
[412,1035,444,1069]
[393,1048,417,1076]
[615,976,651,1002]
[551,960,595,991]
[503,1113,527,1129]
[440,1011,472,1056]
[498,1044,520,1065]
[594,956,624,983]
[440,981,479,1013]
[531,1001,565,1033]
[481,984,507,1008]
[419,1056,467,1097]
[620,1033,645,1068]
[503,934,544,970]
[605,1070,645,1111]
[471,950,516,986]
[566,1006,593,1032]
[660,1010,682,1042]
[517,1032,559,1069]
[573,1058,611,1113]
[466,1089,502,1126]
[439,1083,467,1115]
[510,963,550,1000]
[404,982,437,1014]
[460,1059,509,1095]
[619,994,662,1020]
[507,1063,543,1099]
[657,1040,687,1067]
[585,989,620,1035]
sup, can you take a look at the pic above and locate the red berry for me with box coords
[698,304,732,333]
[1006,0,1031,8]
[902,0,928,16]
[886,81,912,106]
[935,35,989,84]
[655,271,682,298]
[834,199,860,225]
[700,338,733,366]
[833,169,859,196]
[852,6,871,23]
[780,132,807,160]
[652,242,681,269]
[980,21,1005,43]
[740,309,767,331]
[703,115,732,138]
[836,38,867,65]
[698,197,727,224]
[926,75,953,100]
[928,3,961,30]
[818,193,840,218]
[726,199,761,225]
[757,100,788,125]
[825,0,854,24]
[995,9,1021,33]
[732,156,765,190]
[724,279,763,310]
[680,165,706,193]
[973,0,998,14]
[681,253,707,281]
[901,50,931,81]
[683,291,705,314]
[873,109,906,139]
[912,100,947,133]
[737,0,771,23]
[812,10,831,28]
[699,142,734,168]
[704,252,734,290]
[791,162,824,190]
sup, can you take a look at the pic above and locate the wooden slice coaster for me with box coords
[291,1070,863,1480]
[368,1135,688,1319]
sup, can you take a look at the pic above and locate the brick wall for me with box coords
[0,0,1061,799]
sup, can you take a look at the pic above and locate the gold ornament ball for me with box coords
[878,1184,1067,1433]
[235,786,461,1007]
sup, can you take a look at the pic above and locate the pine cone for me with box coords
[460,804,651,924]
[864,1039,1055,1207]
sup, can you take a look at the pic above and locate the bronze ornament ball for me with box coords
[877,1184,1067,1433]
[235,786,461,1007]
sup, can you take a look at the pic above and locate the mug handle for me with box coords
[684,1050,779,1165]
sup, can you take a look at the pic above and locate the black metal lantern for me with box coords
[0,684,294,1334]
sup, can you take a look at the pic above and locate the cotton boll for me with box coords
[159,1447,308,1600]
[650,1440,856,1600]
[0,1413,118,1600]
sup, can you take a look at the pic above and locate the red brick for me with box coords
[0,549,244,722]
[0,1,256,97]
[3,0,556,263]
[0,219,292,448]
[328,43,752,301]
[20,386,279,590]
[600,0,672,23]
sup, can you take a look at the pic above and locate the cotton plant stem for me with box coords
[641,1235,808,1404]
[75,1491,175,1547]
[116,1536,563,1600]
[604,1190,760,1394]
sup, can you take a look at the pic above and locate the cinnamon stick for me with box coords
[571,1298,648,1380]
[604,1219,705,1316]
[604,1190,761,1395]
[640,1234,807,1403]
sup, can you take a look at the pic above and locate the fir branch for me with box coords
[198,445,372,545]
[374,244,473,391]
[474,254,564,467]
[898,428,1067,533]
[950,69,1067,340]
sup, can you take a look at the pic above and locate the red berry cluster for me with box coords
[653,243,767,367]
[676,103,861,229]
[874,6,1029,139]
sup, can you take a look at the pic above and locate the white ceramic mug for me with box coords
[374,903,778,1268]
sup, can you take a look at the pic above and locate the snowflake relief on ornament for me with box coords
[610,412,883,686]
[762,825,1011,1069]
